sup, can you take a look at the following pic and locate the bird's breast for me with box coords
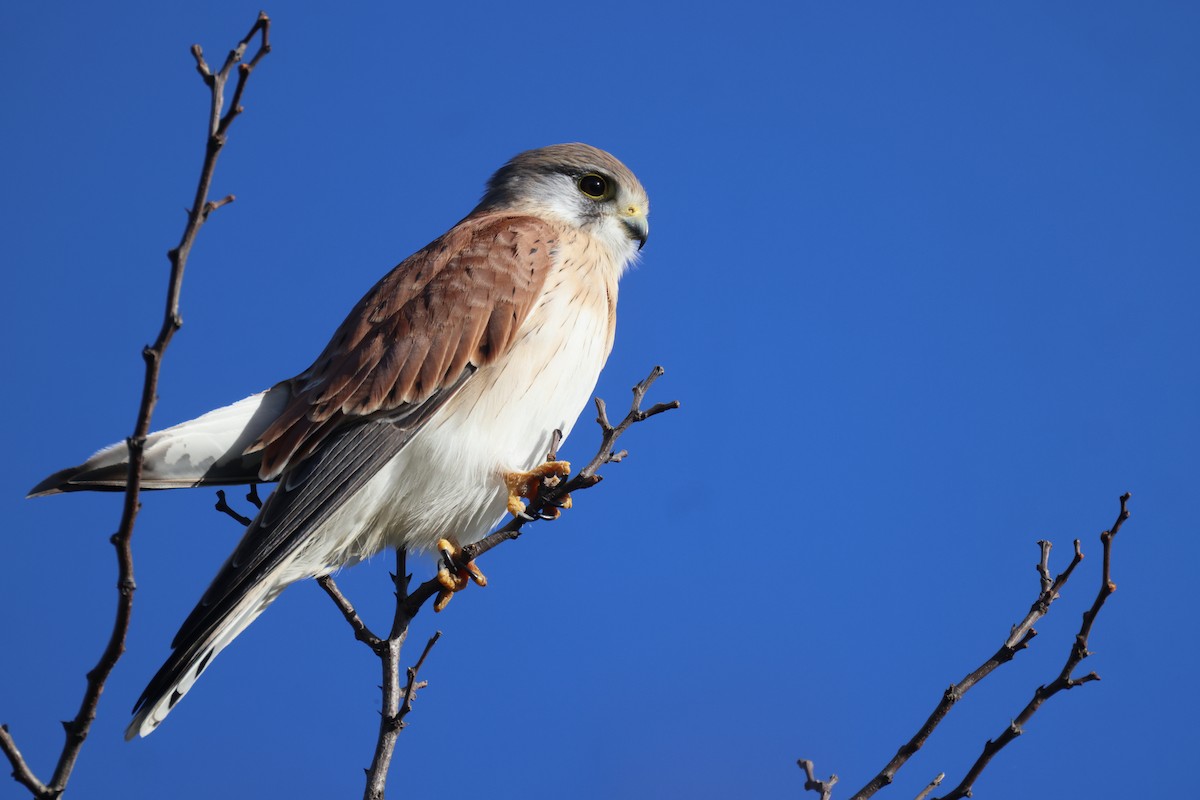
[332,251,620,558]
[433,252,618,472]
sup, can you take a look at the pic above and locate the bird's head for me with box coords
[476,143,650,264]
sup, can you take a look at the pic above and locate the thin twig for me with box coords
[841,526,1088,800]
[912,772,940,796]
[362,549,410,800]
[352,550,443,800]
[797,494,1131,800]
[798,759,839,800]
[0,728,45,797]
[361,628,439,800]
[913,773,944,800]
[214,490,253,526]
[933,493,1131,800]
[319,550,439,800]
[0,13,270,800]
[547,428,564,461]
[318,575,384,651]
[399,632,441,721]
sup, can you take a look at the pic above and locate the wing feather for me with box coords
[251,214,557,479]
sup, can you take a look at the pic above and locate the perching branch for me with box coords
[317,549,443,800]
[0,13,270,799]
[314,366,678,799]
[798,493,1131,800]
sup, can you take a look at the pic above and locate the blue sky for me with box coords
[2,2,1197,798]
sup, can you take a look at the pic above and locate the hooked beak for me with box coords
[620,211,649,250]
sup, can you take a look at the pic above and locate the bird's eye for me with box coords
[577,173,608,199]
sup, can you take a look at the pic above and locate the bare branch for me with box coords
[400,633,441,720]
[318,549,434,799]
[547,428,564,461]
[1005,538,1083,653]
[202,193,237,219]
[361,629,440,800]
[0,727,47,796]
[796,494,1130,800]
[214,490,253,526]
[913,773,944,800]
[0,14,271,798]
[843,529,1086,800]
[215,12,272,138]
[318,576,384,651]
[190,43,213,83]
[363,551,438,800]
[798,759,839,800]
[933,493,1131,800]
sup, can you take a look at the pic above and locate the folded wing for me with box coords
[124,213,559,736]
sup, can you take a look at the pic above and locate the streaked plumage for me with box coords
[29,143,649,739]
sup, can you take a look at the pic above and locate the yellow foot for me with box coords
[434,537,487,612]
[504,460,572,519]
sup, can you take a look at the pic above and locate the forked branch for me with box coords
[317,549,443,800]
[798,493,1131,800]
[798,759,838,800]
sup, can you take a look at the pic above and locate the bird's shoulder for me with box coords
[248,212,565,478]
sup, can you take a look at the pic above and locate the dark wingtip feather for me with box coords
[27,465,83,498]
[27,464,131,498]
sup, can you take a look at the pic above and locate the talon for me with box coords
[504,460,572,521]
[433,537,487,612]
[507,495,530,518]
[464,560,487,587]
[437,539,457,569]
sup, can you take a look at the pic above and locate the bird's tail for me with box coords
[28,388,288,497]
[125,560,297,739]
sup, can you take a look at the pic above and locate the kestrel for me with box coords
[29,143,649,739]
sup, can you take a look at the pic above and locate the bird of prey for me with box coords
[29,143,649,739]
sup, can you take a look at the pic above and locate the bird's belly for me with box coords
[313,290,614,565]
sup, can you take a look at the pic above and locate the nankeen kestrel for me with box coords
[29,143,650,739]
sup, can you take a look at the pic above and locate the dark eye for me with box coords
[578,173,608,199]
